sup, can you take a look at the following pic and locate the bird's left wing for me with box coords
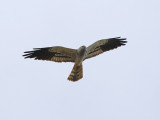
[84,37,127,60]
[23,46,77,62]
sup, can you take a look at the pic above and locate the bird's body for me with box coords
[67,46,86,81]
[75,46,86,64]
[23,37,127,81]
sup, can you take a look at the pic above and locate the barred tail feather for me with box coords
[68,63,83,82]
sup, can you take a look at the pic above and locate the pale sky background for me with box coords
[0,0,160,120]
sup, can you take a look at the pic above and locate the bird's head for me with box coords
[77,46,86,56]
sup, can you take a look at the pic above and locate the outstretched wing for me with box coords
[23,46,77,62]
[84,37,127,60]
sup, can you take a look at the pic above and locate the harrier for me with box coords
[23,37,127,82]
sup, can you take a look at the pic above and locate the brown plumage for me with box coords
[68,63,83,82]
[23,37,127,81]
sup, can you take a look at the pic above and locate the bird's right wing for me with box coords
[84,37,127,60]
[23,46,77,62]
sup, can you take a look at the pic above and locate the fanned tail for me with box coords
[68,63,83,82]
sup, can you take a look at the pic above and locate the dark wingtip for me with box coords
[22,47,55,60]
[112,37,127,44]
[22,51,34,59]
[100,37,127,52]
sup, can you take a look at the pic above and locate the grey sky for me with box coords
[0,0,160,120]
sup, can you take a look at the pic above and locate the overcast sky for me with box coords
[0,0,160,120]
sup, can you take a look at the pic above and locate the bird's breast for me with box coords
[75,50,86,65]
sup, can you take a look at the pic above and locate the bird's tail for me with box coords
[68,63,83,82]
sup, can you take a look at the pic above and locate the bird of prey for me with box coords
[23,37,127,82]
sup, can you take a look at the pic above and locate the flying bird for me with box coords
[23,37,127,82]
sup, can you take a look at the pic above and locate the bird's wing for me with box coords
[23,46,77,62]
[84,37,127,60]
